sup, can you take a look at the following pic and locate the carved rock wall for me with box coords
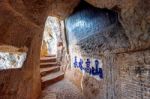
[0,0,149,99]
[0,0,79,98]
[83,1,150,99]
[0,0,43,98]
[65,1,150,99]
[41,16,58,56]
[86,0,150,51]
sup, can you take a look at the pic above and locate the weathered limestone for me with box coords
[0,0,149,99]
[85,0,150,51]
[0,0,79,98]
[65,1,150,99]
[49,0,80,19]
[115,50,150,99]
[41,17,58,56]
[0,0,43,96]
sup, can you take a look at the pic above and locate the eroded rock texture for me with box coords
[0,0,149,99]
[0,46,27,70]
[115,50,150,99]
[65,1,150,99]
[41,16,58,56]
[86,0,150,51]
[49,0,80,19]
[0,0,79,99]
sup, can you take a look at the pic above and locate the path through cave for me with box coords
[0,0,149,99]
[40,1,123,99]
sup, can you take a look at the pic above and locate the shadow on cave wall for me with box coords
[65,0,130,57]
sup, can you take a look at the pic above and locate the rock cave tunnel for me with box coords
[0,0,149,99]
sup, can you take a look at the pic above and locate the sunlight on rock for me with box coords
[0,45,27,70]
[41,16,59,56]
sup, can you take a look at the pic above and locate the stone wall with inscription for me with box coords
[65,1,118,99]
[65,1,150,99]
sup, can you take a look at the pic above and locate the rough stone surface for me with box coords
[50,0,80,19]
[41,79,86,99]
[0,45,27,70]
[41,16,58,56]
[65,1,150,99]
[115,50,150,99]
[0,52,27,69]
[41,16,70,71]
[86,0,150,51]
[66,1,118,44]
[0,0,149,99]
[0,0,80,99]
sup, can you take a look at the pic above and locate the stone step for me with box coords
[42,55,56,58]
[40,66,60,77]
[40,57,56,63]
[42,71,64,89]
[40,62,57,68]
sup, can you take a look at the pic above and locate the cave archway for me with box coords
[63,1,126,99]
[40,16,58,57]
[0,0,149,99]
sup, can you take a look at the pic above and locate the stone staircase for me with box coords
[40,55,64,89]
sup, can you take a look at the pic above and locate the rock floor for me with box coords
[41,79,86,99]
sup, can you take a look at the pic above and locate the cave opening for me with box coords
[40,16,58,57]
[0,0,149,99]
[40,0,121,87]
[41,0,120,57]
[0,45,27,70]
